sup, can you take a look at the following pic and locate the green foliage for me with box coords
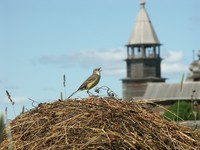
[163,101,200,121]
[0,114,4,143]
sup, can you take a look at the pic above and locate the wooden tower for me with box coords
[122,0,166,99]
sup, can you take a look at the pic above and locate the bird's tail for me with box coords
[67,90,79,99]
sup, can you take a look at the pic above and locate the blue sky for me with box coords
[0,0,200,119]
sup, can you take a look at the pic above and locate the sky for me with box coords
[0,0,200,119]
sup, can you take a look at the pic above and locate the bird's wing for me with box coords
[78,74,98,90]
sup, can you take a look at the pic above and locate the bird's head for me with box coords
[93,67,102,75]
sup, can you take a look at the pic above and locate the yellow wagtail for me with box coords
[68,67,101,98]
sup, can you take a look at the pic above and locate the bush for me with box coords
[163,101,200,121]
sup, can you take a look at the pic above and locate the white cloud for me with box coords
[163,51,184,63]
[161,63,187,74]
[39,48,126,75]
[162,50,188,74]
[39,49,189,78]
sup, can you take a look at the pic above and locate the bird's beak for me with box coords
[98,67,102,71]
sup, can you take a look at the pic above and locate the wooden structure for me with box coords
[144,82,200,101]
[122,0,165,99]
[186,50,200,81]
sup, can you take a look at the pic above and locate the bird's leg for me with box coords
[87,90,93,96]
[87,90,94,96]
[87,90,98,97]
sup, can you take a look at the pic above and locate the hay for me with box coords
[1,98,200,150]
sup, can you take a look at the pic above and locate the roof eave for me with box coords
[125,43,163,47]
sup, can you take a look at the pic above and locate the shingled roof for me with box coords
[143,82,200,100]
[128,0,160,46]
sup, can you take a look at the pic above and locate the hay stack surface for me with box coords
[1,98,200,150]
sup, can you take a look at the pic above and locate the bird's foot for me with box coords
[87,91,99,98]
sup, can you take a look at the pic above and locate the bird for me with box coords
[68,67,102,98]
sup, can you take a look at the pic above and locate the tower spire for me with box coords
[128,0,160,45]
[140,0,145,7]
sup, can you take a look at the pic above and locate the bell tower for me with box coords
[122,0,166,99]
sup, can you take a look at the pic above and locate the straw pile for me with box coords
[1,97,200,150]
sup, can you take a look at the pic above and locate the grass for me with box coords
[0,114,4,143]
[163,101,200,121]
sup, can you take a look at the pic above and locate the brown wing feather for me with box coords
[78,74,98,90]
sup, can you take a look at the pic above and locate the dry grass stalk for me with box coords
[5,90,16,117]
[177,73,185,121]
[0,114,4,143]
